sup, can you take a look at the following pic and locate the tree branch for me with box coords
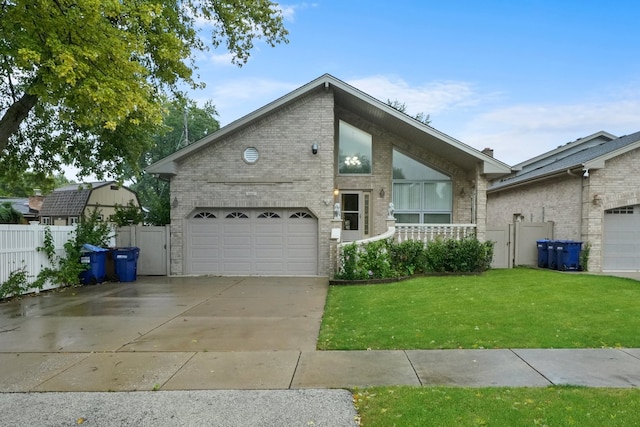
[0,93,38,153]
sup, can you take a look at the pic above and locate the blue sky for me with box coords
[188,1,640,166]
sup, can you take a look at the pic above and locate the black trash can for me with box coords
[536,239,550,268]
[79,244,109,285]
[112,247,140,282]
[557,241,582,271]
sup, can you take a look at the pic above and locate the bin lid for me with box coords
[82,243,109,252]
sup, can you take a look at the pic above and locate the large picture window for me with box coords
[392,150,452,223]
[338,120,372,174]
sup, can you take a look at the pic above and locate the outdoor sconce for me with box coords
[311,143,318,155]
[172,197,178,208]
[379,188,385,198]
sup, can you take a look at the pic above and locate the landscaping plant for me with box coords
[335,236,494,280]
[37,207,112,288]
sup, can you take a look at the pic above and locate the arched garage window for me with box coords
[392,149,452,223]
[193,212,216,219]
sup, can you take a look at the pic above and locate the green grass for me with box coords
[355,386,640,427]
[318,269,640,350]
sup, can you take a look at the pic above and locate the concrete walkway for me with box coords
[1,275,639,425]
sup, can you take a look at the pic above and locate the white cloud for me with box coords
[279,3,319,22]
[197,77,300,125]
[346,75,493,116]
[456,99,640,165]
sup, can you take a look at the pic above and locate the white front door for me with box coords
[341,192,370,242]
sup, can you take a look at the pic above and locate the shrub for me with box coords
[0,263,32,299]
[423,237,494,273]
[37,207,113,288]
[335,236,494,280]
[388,240,425,276]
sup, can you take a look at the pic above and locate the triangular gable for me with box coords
[147,74,511,179]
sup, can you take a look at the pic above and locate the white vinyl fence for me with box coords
[0,224,115,296]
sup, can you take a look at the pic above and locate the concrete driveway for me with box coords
[0,276,329,391]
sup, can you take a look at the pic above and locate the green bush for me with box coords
[388,240,425,276]
[335,236,494,280]
[0,263,32,299]
[37,207,112,288]
[423,237,494,273]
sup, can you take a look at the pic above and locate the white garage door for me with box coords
[603,205,640,271]
[186,209,318,275]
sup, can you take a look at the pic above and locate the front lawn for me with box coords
[318,269,640,350]
[355,386,640,426]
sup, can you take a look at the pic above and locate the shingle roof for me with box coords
[0,198,30,215]
[489,131,640,191]
[39,181,114,217]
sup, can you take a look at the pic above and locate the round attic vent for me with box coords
[243,147,259,164]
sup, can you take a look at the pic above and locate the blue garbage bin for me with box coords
[557,241,582,271]
[536,239,550,268]
[547,240,558,270]
[112,247,140,282]
[79,244,109,285]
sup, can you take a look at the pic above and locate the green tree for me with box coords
[0,202,24,224]
[130,98,220,225]
[0,0,288,179]
[0,172,70,197]
[387,99,432,125]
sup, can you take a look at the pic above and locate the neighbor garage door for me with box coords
[186,208,318,275]
[603,205,640,270]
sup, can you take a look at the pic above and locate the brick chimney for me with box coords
[29,189,44,211]
[481,147,494,158]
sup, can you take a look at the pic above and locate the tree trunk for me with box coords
[0,93,39,153]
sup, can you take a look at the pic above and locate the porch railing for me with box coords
[335,223,477,274]
[394,223,477,244]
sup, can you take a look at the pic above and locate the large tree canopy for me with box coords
[129,98,220,225]
[0,0,288,179]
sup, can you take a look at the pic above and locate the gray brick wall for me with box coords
[168,87,490,276]
[487,146,640,272]
[170,90,335,275]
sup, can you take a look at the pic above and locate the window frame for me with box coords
[337,120,373,175]
[392,150,453,224]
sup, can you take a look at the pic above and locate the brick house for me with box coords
[487,130,640,272]
[39,182,141,226]
[147,74,511,276]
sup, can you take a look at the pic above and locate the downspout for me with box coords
[566,168,584,243]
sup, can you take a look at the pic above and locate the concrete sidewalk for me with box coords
[0,348,639,392]
[0,276,638,425]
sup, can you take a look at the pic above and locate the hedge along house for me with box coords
[147,74,511,276]
[486,130,640,272]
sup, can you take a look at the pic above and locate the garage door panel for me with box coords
[604,205,640,271]
[187,209,317,275]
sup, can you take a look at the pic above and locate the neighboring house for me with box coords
[39,182,141,226]
[147,74,511,276]
[487,130,640,272]
[0,193,42,223]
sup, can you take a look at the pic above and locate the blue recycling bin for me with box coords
[112,247,140,282]
[547,240,558,270]
[79,244,109,285]
[557,241,582,271]
[536,239,550,268]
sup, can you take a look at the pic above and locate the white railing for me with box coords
[394,223,477,244]
[336,225,395,275]
[0,224,116,296]
[335,223,477,275]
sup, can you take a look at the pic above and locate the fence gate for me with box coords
[487,222,554,268]
[116,226,169,275]
[486,225,512,268]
